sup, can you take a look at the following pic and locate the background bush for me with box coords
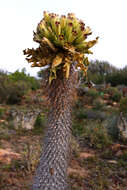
[82,123,112,149]
[85,89,99,98]
[0,68,41,104]
[8,68,40,90]
[6,81,29,104]
[93,98,105,110]
[33,113,46,134]
[103,114,120,140]
[75,108,107,121]
[79,60,127,87]
[111,91,122,102]
[120,97,127,113]
[105,87,122,102]
[0,108,6,118]
[72,120,112,149]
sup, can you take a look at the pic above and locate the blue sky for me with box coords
[0,0,127,76]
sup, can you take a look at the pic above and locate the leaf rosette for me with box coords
[23,11,98,83]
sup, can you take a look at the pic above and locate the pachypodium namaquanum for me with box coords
[24,11,98,190]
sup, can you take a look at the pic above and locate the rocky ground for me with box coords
[0,88,127,190]
[0,127,127,190]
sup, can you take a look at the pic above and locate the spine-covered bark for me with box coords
[32,65,78,190]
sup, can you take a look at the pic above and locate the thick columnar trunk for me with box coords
[32,65,77,190]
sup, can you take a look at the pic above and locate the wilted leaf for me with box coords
[49,68,57,84]
[86,37,99,49]
[74,53,84,64]
[76,62,88,76]
[31,62,38,67]
[84,26,91,35]
[63,62,71,79]
[52,54,63,68]
[83,57,89,66]
[42,37,57,52]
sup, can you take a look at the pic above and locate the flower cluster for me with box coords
[24,11,98,83]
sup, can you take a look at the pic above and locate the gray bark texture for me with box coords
[32,65,78,190]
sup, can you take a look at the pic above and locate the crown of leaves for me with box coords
[23,11,98,83]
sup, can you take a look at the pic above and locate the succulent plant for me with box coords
[23,11,98,83]
[24,12,99,190]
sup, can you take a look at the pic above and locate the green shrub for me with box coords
[106,68,127,86]
[6,81,29,104]
[112,91,122,102]
[93,98,104,110]
[0,72,9,103]
[75,100,82,108]
[0,108,5,118]
[34,113,46,133]
[103,115,120,140]
[75,109,88,119]
[0,69,40,104]
[72,122,84,136]
[9,68,40,91]
[75,108,107,121]
[0,71,25,104]
[101,149,114,159]
[105,87,122,102]
[86,89,99,98]
[22,141,41,174]
[105,87,118,95]
[120,97,127,113]
[119,151,127,161]
[9,140,41,175]
[82,123,112,149]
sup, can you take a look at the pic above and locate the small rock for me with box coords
[68,167,88,178]
[108,160,117,164]
[0,120,5,123]
[111,144,121,152]
[79,152,94,159]
[116,150,123,157]
[9,108,41,130]
[103,94,110,100]
[0,149,21,164]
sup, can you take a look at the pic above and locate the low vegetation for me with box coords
[0,64,127,189]
[120,96,127,113]
[0,69,40,104]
